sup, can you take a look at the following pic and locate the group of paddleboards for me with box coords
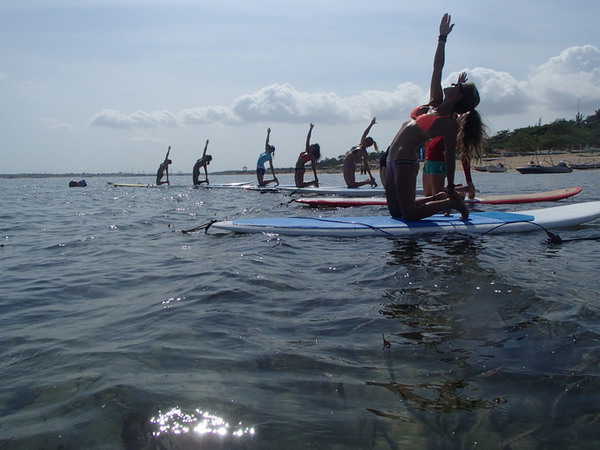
[107,181,582,204]
[180,182,598,237]
[104,177,599,238]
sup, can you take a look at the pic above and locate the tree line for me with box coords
[486,109,600,155]
[316,109,600,170]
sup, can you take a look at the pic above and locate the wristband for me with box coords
[438,35,447,42]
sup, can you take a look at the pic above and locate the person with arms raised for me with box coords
[156,146,172,186]
[295,123,321,188]
[257,128,279,186]
[384,13,486,220]
[343,117,378,188]
[422,72,479,200]
[193,140,212,185]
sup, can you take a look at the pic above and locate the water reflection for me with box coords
[363,234,600,448]
[149,407,254,443]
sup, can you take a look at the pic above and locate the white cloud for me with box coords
[450,68,529,116]
[179,106,240,125]
[528,45,600,110]
[89,82,427,129]
[88,46,600,131]
[90,109,178,129]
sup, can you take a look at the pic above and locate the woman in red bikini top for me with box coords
[295,123,321,188]
[421,72,477,200]
[383,13,486,221]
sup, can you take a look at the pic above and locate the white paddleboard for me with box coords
[107,182,150,188]
[193,182,254,189]
[209,201,600,237]
[278,185,424,197]
[192,183,415,196]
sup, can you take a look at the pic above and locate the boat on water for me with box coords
[516,152,572,174]
[569,160,600,170]
[475,163,508,173]
[516,162,572,174]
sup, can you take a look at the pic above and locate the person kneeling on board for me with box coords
[156,157,172,185]
[343,117,378,188]
[193,139,212,185]
[383,13,486,220]
[257,128,279,186]
[295,123,321,188]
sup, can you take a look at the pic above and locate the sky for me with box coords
[1,0,599,175]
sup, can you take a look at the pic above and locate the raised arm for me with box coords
[202,139,209,157]
[429,13,454,105]
[361,117,377,143]
[265,128,271,151]
[305,123,314,150]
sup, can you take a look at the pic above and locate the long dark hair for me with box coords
[455,83,486,162]
[457,109,487,162]
[311,144,321,160]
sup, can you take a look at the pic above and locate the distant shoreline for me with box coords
[2,150,598,179]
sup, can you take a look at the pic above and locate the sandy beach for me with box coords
[464,150,598,173]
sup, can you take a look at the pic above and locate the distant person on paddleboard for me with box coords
[383,13,486,220]
[156,146,172,185]
[257,128,279,186]
[343,117,378,188]
[193,139,212,185]
[422,72,478,200]
[295,123,321,188]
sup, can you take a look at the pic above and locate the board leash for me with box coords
[181,220,218,234]
[290,216,396,237]
[482,220,563,243]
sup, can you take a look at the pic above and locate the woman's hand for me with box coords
[457,72,468,83]
[439,13,454,37]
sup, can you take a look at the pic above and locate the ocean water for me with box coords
[1,171,599,449]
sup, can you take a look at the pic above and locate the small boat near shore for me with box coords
[475,163,508,173]
[569,160,600,170]
[516,162,572,174]
[516,152,572,174]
